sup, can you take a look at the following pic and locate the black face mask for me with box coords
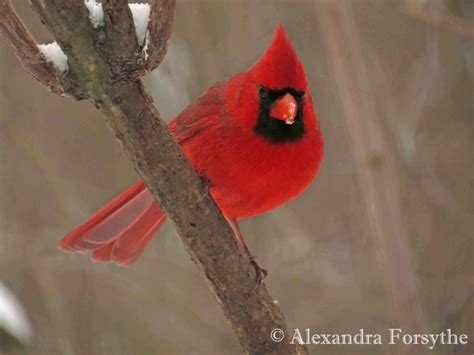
[254,86,306,144]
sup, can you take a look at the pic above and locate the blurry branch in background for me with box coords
[316,0,428,345]
[402,0,474,39]
[0,0,305,354]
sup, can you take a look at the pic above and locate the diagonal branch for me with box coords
[0,0,64,95]
[1,1,306,353]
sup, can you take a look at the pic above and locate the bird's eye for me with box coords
[258,87,268,98]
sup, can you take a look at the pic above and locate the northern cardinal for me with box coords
[59,25,324,269]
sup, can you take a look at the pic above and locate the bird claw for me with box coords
[198,173,213,198]
[247,251,268,288]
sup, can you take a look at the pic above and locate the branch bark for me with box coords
[1,0,306,353]
[0,0,64,95]
[144,0,176,71]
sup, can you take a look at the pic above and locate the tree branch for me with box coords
[2,1,306,353]
[0,0,64,95]
[144,0,176,72]
[101,0,138,59]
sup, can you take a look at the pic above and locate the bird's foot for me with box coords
[198,173,213,198]
[247,251,268,288]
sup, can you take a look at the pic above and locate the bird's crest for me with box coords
[252,25,307,91]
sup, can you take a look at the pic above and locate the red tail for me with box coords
[59,181,167,266]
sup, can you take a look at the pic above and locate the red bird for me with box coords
[59,25,324,268]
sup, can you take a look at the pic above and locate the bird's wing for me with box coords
[168,79,228,145]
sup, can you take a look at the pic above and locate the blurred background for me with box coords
[0,0,472,354]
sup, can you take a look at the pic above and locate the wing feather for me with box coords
[169,79,228,145]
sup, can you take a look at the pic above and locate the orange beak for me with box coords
[270,93,297,125]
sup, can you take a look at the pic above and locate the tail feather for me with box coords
[92,241,114,262]
[59,181,147,251]
[82,188,153,244]
[59,181,167,266]
[111,206,167,265]
[71,240,100,252]
[112,203,163,256]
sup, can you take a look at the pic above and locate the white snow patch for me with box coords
[37,42,69,71]
[84,0,104,28]
[83,2,150,46]
[129,3,151,46]
[0,283,33,344]
[142,31,150,59]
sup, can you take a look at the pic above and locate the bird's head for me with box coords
[252,24,307,97]
[228,25,314,143]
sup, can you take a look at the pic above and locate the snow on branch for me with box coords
[37,42,69,71]
[129,3,151,46]
[84,0,104,28]
[84,1,151,46]
[0,0,65,95]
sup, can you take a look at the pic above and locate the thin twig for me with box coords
[0,0,63,95]
[144,0,176,72]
